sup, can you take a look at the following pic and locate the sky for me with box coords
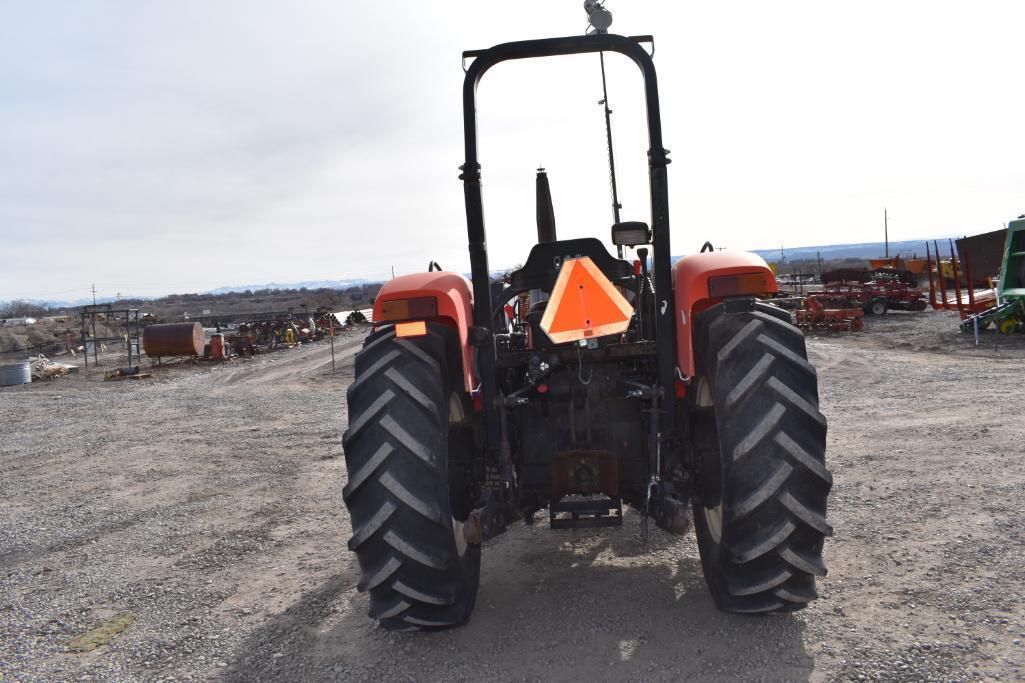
[1,1,1023,301]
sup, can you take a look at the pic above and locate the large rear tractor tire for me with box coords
[691,301,832,614]
[342,324,480,630]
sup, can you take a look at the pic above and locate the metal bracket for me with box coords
[463,491,518,545]
[458,162,481,181]
[550,497,622,529]
[724,296,757,314]
[629,34,654,57]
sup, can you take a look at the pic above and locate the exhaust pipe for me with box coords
[536,167,557,244]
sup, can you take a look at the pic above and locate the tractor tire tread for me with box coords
[342,324,479,631]
[693,301,832,613]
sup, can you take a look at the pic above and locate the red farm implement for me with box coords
[795,295,864,332]
[925,239,997,318]
[820,275,927,316]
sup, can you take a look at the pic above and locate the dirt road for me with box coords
[2,312,1024,681]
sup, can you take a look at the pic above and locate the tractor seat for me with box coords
[507,238,633,293]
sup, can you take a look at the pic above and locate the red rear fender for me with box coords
[373,272,476,392]
[673,252,778,378]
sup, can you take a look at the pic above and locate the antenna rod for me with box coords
[598,51,623,256]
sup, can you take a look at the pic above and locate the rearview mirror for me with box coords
[611,221,651,247]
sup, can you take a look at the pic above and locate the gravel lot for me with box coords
[2,311,1024,681]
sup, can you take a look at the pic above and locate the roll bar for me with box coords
[459,33,677,449]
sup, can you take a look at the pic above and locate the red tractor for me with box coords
[342,30,832,630]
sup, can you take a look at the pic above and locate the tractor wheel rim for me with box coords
[695,376,724,544]
[449,393,468,559]
[704,503,724,545]
[695,377,713,409]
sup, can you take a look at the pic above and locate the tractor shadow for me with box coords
[221,516,814,681]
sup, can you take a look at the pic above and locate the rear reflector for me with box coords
[379,296,438,322]
[707,272,770,298]
[674,380,687,398]
[539,256,634,344]
[395,320,428,338]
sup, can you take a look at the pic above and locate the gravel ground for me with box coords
[1,311,1024,681]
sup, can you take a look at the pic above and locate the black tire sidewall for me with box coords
[689,301,829,613]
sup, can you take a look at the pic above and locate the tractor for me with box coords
[342,29,832,630]
[959,215,1025,334]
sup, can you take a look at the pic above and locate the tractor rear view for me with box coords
[342,26,832,630]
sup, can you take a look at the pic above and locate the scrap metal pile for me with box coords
[140,306,358,364]
[31,354,78,379]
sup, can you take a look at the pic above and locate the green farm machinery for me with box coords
[960,216,1025,335]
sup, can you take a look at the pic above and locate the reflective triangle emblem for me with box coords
[540,257,634,344]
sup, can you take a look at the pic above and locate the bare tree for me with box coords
[0,300,48,319]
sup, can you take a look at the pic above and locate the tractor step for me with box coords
[549,496,622,529]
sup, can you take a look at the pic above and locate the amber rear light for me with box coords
[395,321,428,338]
[378,296,438,322]
[707,272,770,298]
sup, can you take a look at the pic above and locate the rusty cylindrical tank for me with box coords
[143,323,205,358]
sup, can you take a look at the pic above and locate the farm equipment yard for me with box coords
[3,4,1025,682]
[2,312,1024,681]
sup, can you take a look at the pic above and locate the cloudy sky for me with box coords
[2,1,1023,301]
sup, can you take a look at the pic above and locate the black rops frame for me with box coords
[460,33,677,453]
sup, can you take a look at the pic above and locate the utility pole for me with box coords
[329,317,336,373]
[391,266,395,279]
[90,285,98,366]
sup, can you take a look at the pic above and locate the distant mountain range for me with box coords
[26,279,374,308]
[750,238,950,262]
[20,238,958,307]
[203,278,371,295]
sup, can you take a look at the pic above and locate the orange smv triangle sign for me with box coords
[540,256,634,344]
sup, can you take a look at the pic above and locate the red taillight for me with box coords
[378,296,438,322]
[707,273,770,298]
